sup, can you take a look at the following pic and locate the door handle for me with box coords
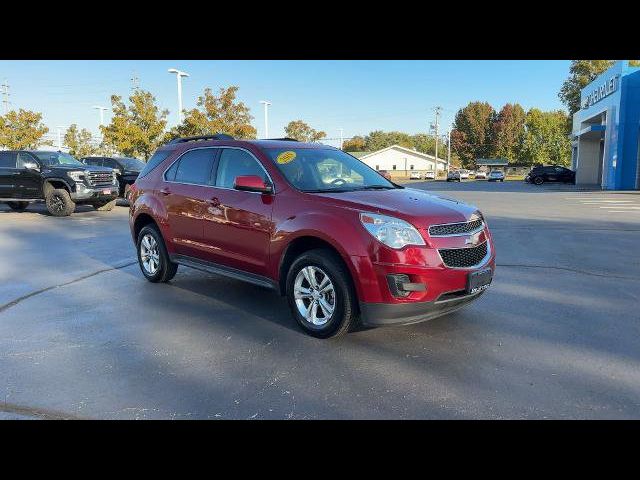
[160,188,171,195]
[207,197,220,206]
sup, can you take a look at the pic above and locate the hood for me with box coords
[46,164,113,173]
[314,187,479,228]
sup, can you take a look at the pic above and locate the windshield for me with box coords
[34,151,84,167]
[117,157,146,170]
[265,148,396,193]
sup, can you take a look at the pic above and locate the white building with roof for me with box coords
[350,145,447,175]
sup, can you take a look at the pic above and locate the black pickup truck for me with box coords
[0,150,119,216]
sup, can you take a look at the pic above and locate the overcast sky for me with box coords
[0,60,571,147]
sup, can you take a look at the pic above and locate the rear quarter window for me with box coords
[138,149,173,178]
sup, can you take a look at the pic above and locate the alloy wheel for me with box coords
[294,266,336,326]
[140,234,160,275]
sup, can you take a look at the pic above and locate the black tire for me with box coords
[93,199,117,211]
[46,188,75,216]
[286,248,357,339]
[136,224,178,283]
[533,176,544,185]
[7,201,29,211]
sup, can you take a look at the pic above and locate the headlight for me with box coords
[359,212,426,249]
[68,171,85,182]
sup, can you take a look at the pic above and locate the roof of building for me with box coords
[349,145,447,163]
[475,158,509,166]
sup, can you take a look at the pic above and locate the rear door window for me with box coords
[173,149,216,185]
[0,152,17,168]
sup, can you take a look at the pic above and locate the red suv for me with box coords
[129,134,495,338]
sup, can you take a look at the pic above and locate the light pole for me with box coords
[93,106,108,126]
[56,126,67,150]
[339,128,344,150]
[168,68,190,125]
[259,100,271,138]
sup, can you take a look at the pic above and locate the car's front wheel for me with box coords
[286,249,357,338]
[137,224,178,283]
[533,176,544,185]
[46,188,75,216]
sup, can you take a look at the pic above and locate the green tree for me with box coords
[342,135,366,151]
[363,130,413,151]
[451,101,496,168]
[169,86,256,140]
[64,124,98,158]
[492,103,526,163]
[100,89,168,160]
[284,120,326,143]
[559,60,616,116]
[521,109,571,166]
[0,109,50,149]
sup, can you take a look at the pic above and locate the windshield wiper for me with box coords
[353,185,396,190]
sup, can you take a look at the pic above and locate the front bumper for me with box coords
[71,183,119,202]
[359,290,485,327]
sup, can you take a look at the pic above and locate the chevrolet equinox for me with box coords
[129,134,495,338]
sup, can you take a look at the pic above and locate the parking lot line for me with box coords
[598,206,640,209]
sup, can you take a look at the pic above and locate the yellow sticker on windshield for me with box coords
[276,151,297,164]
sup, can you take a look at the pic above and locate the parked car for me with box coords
[459,169,471,180]
[474,171,487,179]
[83,156,146,199]
[0,150,118,216]
[129,134,495,338]
[409,171,423,180]
[525,165,576,185]
[446,170,462,182]
[378,169,392,181]
[423,171,436,180]
[487,170,505,182]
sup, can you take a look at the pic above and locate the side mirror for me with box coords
[23,162,40,171]
[233,175,272,194]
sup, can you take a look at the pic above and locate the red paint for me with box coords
[130,140,496,307]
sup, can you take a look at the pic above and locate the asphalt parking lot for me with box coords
[1,182,639,419]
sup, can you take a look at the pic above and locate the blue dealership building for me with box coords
[571,60,640,190]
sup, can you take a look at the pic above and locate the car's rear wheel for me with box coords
[46,188,75,216]
[533,176,544,185]
[137,224,178,283]
[286,249,357,339]
[6,201,29,211]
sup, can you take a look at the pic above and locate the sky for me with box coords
[0,60,572,148]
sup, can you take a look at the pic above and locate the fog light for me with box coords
[386,274,426,298]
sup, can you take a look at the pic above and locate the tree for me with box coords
[342,135,366,151]
[491,103,526,163]
[521,109,571,167]
[0,109,50,149]
[100,89,168,160]
[169,86,256,140]
[363,130,413,151]
[64,124,98,158]
[451,101,496,168]
[559,60,616,116]
[284,120,326,143]
[410,133,441,157]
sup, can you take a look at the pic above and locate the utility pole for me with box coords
[93,106,108,126]
[131,71,140,91]
[260,100,271,138]
[339,128,344,149]
[1,79,10,114]
[433,106,442,167]
[168,68,189,125]
[56,126,66,150]
[447,128,451,173]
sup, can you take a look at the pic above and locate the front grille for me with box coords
[87,171,113,186]
[439,241,488,268]
[429,218,483,237]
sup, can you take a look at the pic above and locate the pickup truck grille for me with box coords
[439,241,488,268]
[87,171,113,186]
[429,218,483,237]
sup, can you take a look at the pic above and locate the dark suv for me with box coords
[82,156,146,199]
[129,134,495,338]
[525,165,576,185]
[0,150,119,216]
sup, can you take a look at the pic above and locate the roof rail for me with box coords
[167,133,235,145]
[268,137,299,142]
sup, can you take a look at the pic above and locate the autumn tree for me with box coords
[0,109,50,149]
[64,124,98,158]
[363,130,413,151]
[284,120,326,143]
[558,60,616,116]
[169,86,256,140]
[451,101,496,168]
[521,109,571,167]
[100,89,168,160]
[491,103,526,162]
[342,135,366,151]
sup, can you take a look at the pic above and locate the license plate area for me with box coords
[467,268,493,294]
[102,189,111,195]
